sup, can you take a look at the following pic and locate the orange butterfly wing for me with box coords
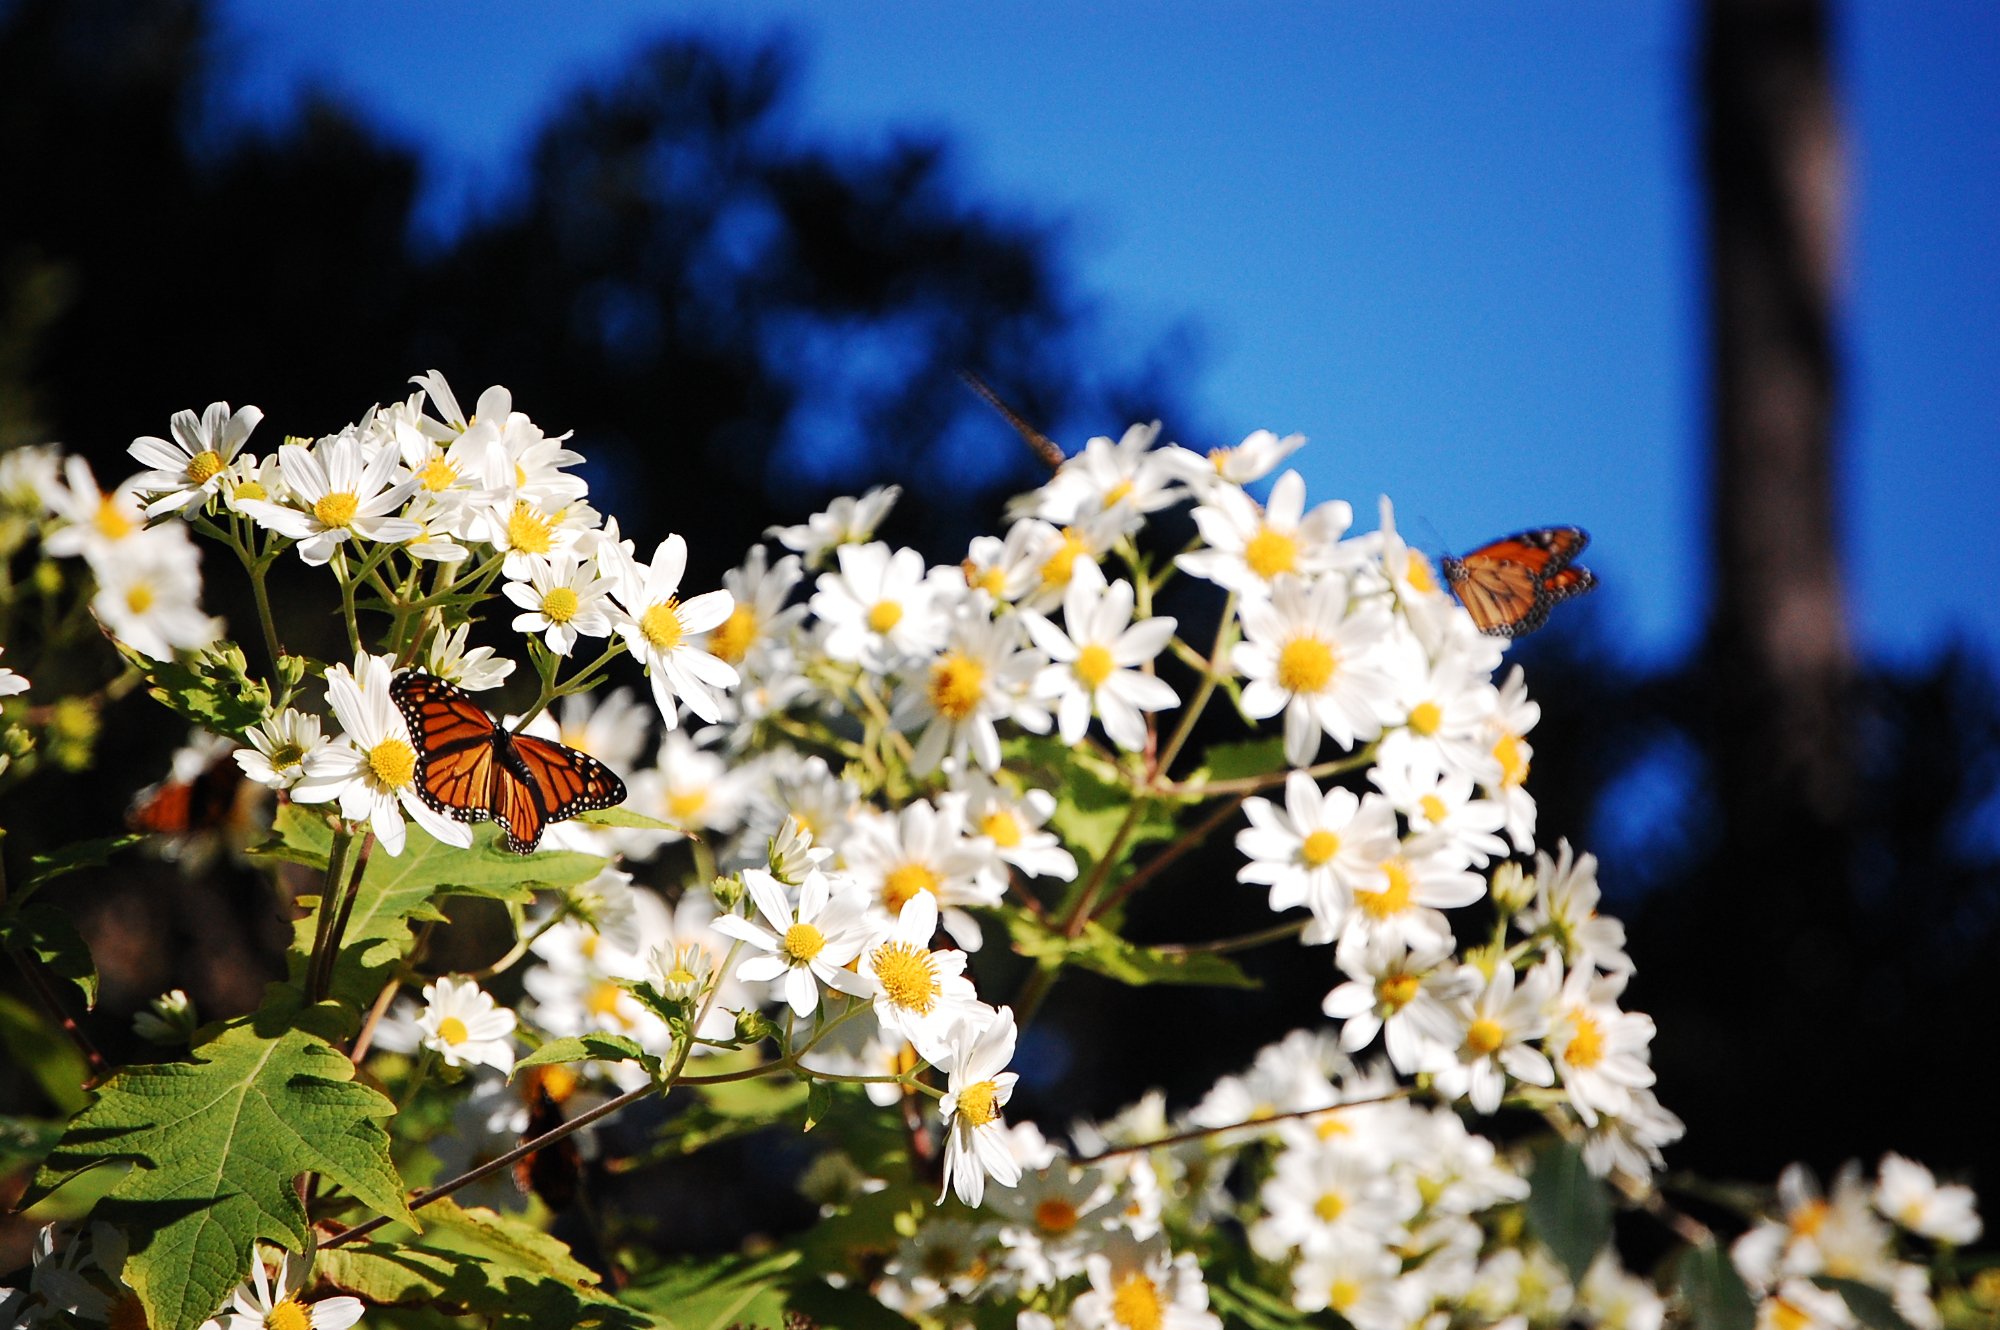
[1441,527,1594,637]
[391,671,627,854]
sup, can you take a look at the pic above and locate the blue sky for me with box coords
[211,0,2000,669]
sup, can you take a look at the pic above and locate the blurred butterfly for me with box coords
[128,739,250,838]
[1440,527,1596,637]
[389,671,627,854]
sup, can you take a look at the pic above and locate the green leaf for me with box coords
[1525,1139,1611,1285]
[1210,1272,1316,1330]
[0,1114,66,1173]
[18,833,145,901]
[0,902,98,1006]
[1004,915,1258,989]
[1192,737,1287,786]
[318,1199,652,1329]
[1815,1277,1918,1330]
[120,640,271,740]
[1677,1240,1757,1330]
[27,997,416,1330]
[288,822,608,1008]
[578,806,677,831]
[252,803,334,872]
[0,993,90,1114]
[1008,736,1176,878]
[803,1078,833,1132]
[623,1250,801,1329]
[516,1033,658,1077]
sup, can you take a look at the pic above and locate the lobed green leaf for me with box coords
[0,901,98,1006]
[1525,1139,1612,1285]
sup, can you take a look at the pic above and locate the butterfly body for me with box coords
[1440,527,1595,637]
[390,671,627,853]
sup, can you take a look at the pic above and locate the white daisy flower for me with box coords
[988,1157,1120,1289]
[1515,840,1631,973]
[1375,648,1504,784]
[220,1247,364,1330]
[42,455,147,564]
[1233,573,1401,768]
[424,622,517,692]
[0,646,27,699]
[288,655,474,856]
[1546,965,1657,1127]
[843,797,998,951]
[1580,1251,1668,1330]
[860,891,986,1064]
[767,484,901,569]
[1754,1280,1858,1330]
[396,409,501,528]
[1160,427,1307,497]
[1018,513,1125,613]
[503,553,615,656]
[1021,559,1178,752]
[609,534,738,729]
[898,611,1051,775]
[1371,495,1476,658]
[127,400,263,518]
[1580,1086,1684,1184]
[1875,1154,1981,1245]
[959,519,1057,606]
[1070,1234,1222,1330]
[458,384,589,511]
[622,729,750,853]
[1187,1027,1343,1136]
[239,433,420,566]
[810,541,946,670]
[1320,933,1467,1075]
[1249,1142,1419,1261]
[702,544,805,668]
[1335,833,1485,953]
[1013,421,1182,531]
[955,769,1077,889]
[1235,771,1397,929]
[233,708,336,792]
[712,867,876,1018]
[1368,761,1510,869]
[476,496,599,580]
[1178,469,1356,599]
[1485,663,1541,850]
[415,975,517,1074]
[88,533,220,661]
[1433,960,1558,1114]
[938,1007,1023,1207]
[1288,1232,1409,1328]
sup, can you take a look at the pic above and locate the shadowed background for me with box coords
[2,0,1995,1264]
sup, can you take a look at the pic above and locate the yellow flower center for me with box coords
[980,809,1023,848]
[1354,857,1414,918]
[1276,636,1336,694]
[962,560,1008,597]
[1073,643,1116,689]
[640,599,683,651]
[1328,1277,1361,1314]
[539,585,580,624]
[367,737,416,788]
[782,922,826,964]
[1314,1191,1348,1222]
[1770,1299,1812,1330]
[928,653,986,720]
[585,980,628,1025]
[666,789,708,822]
[1378,972,1420,1010]
[1404,550,1438,594]
[579,933,601,960]
[269,742,305,770]
[708,604,757,663]
[882,863,942,914]
[1039,528,1089,588]
[1565,1009,1605,1068]
[1465,1017,1506,1056]
[265,1297,311,1330]
[505,500,555,554]
[955,1077,1002,1127]
[1104,479,1135,507]
[125,582,157,614]
[93,503,136,540]
[437,1015,469,1046]
[1315,1112,1351,1139]
[1419,793,1449,825]
[1244,524,1299,580]
[1208,447,1232,473]
[1035,1198,1080,1234]
[1494,732,1529,787]
[1300,829,1341,867]
[313,491,360,529]
[870,941,941,1014]
[867,599,904,634]
[233,478,268,502]
[418,456,458,491]
[1406,700,1442,735]
[1111,1270,1165,1330]
[1793,1199,1830,1237]
[186,449,225,485]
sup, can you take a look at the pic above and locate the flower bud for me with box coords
[133,988,199,1046]
[1490,861,1534,914]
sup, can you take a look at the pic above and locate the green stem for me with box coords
[1152,590,1237,780]
[305,828,358,1003]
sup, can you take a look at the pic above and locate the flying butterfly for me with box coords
[389,671,627,854]
[1440,527,1596,637]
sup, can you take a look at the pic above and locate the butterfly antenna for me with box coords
[959,371,1065,473]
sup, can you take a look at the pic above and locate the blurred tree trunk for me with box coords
[1702,0,1854,871]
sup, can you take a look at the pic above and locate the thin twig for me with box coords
[1071,1091,1408,1166]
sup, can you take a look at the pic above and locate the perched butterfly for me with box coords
[128,744,250,838]
[1440,527,1596,637]
[389,671,627,854]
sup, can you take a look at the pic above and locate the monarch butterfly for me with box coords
[128,742,250,838]
[1440,527,1596,637]
[389,671,627,854]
